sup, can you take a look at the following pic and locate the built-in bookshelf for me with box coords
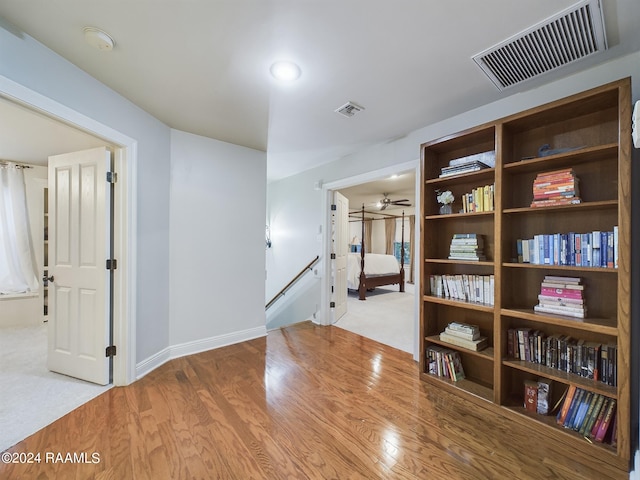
[419,78,631,470]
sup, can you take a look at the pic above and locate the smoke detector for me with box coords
[335,101,365,118]
[83,27,115,51]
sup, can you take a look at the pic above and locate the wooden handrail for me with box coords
[266,255,320,310]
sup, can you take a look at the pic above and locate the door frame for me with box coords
[320,160,420,359]
[0,74,137,386]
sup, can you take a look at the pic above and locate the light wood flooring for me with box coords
[1,321,629,479]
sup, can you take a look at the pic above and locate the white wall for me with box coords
[169,130,267,349]
[0,23,172,365]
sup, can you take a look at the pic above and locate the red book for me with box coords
[590,397,610,438]
[594,399,616,442]
[524,381,538,412]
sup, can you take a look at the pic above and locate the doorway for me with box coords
[0,84,135,450]
[321,161,420,359]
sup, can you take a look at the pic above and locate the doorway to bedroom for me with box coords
[323,162,419,357]
[0,92,131,452]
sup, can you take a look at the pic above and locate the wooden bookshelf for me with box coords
[419,78,631,470]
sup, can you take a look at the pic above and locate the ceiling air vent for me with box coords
[472,0,607,91]
[335,101,365,118]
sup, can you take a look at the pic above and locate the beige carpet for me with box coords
[0,324,111,452]
[335,283,415,354]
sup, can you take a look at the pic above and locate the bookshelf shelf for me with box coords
[424,258,494,267]
[424,295,494,313]
[419,78,631,469]
[425,168,495,186]
[425,210,494,220]
[500,308,618,335]
[502,143,618,174]
[420,373,494,403]
[502,200,617,215]
[502,405,618,456]
[426,335,494,360]
[502,262,618,274]
[502,359,618,398]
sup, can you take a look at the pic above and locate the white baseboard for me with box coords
[135,346,171,380]
[135,326,267,380]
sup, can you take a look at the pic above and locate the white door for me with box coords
[332,191,349,322]
[47,147,111,385]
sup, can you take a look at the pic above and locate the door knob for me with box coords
[43,275,54,283]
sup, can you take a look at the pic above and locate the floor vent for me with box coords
[335,101,365,118]
[472,0,607,91]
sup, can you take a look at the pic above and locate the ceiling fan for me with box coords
[377,193,411,210]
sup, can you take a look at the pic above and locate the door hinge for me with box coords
[106,171,118,183]
[106,259,118,270]
[330,301,336,308]
[105,345,117,357]
[331,204,337,211]
[330,253,336,259]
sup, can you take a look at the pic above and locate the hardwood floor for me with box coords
[1,321,629,479]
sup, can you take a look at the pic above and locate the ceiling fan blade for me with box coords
[396,203,411,206]
[391,199,410,204]
[380,204,388,210]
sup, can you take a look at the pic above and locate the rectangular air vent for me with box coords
[472,0,607,90]
[335,101,365,118]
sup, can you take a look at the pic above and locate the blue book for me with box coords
[572,391,593,431]
[568,232,576,266]
[543,234,551,265]
[564,388,585,428]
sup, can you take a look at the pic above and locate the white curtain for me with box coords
[0,164,39,294]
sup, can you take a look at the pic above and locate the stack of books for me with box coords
[534,276,586,318]
[530,168,581,207]
[439,151,494,178]
[448,233,486,261]
[439,322,488,351]
[556,386,617,444]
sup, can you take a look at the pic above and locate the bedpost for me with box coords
[359,204,366,300]
[399,210,405,292]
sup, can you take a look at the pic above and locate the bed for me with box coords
[348,205,405,300]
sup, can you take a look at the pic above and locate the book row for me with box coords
[426,346,465,381]
[556,386,617,445]
[429,274,495,305]
[515,229,618,268]
[461,184,494,213]
[507,328,618,387]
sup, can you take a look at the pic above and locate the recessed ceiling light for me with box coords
[270,61,301,82]
[83,27,115,51]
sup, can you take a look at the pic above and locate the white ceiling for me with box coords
[0,1,639,178]
[338,171,416,217]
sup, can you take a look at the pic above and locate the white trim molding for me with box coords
[135,326,268,380]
